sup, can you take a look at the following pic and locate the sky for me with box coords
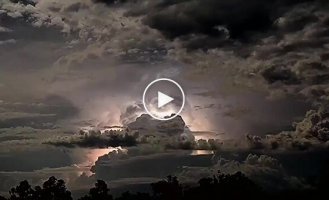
[1,0,329,198]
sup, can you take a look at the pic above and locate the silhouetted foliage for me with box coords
[115,192,152,200]
[184,171,262,200]
[8,176,72,200]
[2,170,329,200]
[151,176,182,200]
[40,176,72,200]
[317,161,329,191]
[78,180,113,200]
[9,180,34,200]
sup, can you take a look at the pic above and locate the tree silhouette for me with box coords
[116,192,152,200]
[4,170,329,200]
[8,177,72,200]
[39,176,72,200]
[78,180,113,200]
[9,180,34,200]
[184,171,262,200]
[151,176,183,200]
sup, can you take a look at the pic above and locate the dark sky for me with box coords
[1,0,329,198]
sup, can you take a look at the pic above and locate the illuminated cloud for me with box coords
[178,153,309,190]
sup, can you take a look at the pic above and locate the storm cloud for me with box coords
[2,0,329,197]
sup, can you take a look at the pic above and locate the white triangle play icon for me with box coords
[158,91,174,108]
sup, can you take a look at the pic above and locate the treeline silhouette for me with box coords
[1,171,328,200]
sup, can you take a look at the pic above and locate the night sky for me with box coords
[1,0,329,198]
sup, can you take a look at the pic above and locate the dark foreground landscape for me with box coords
[1,170,329,200]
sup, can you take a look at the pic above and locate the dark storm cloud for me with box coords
[0,95,78,128]
[90,0,329,123]
[0,113,57,129]
[2,2,329,197]
[0,2,66,42]
[143,0,272,39]
[0,148,71,171]
[41,95,79,118]
[0,0,326,138]
[161,0,329,112]
[244,106,329,151]
[103,0,319,48]
[90,148,213,181]
[262,62,329,86]
[261,65,301,85]
[90,147,309,191]
[0,18,63,43]
[0,95,78,118]
[9,0,36,6]
[180,153,309,190]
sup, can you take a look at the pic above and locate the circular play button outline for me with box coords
[142,78,185,121]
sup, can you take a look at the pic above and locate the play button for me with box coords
[143,78,185,121]
[158,91,174,108]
